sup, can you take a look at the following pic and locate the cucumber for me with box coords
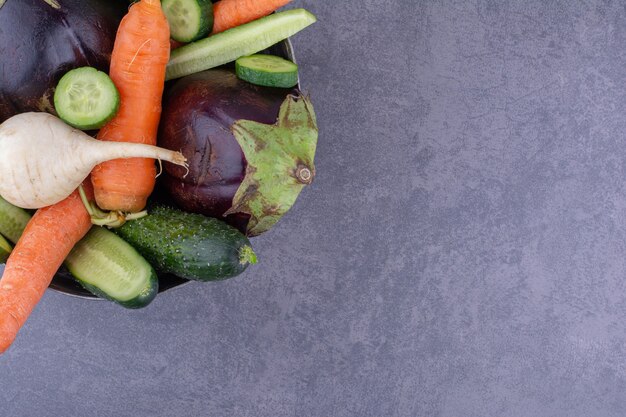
[236,54,299,88]
[115,205,257,282]
[166,8,316,80]
[53,67,120,130]
[0,196,30,244]
[162,0,213,43]
[0,234,11,263]
[66,227,158,309]
[0,197,157,308]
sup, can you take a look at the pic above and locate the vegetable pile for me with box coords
[0,0,318,353]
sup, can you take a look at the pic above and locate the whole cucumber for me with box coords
[115,205,257,282]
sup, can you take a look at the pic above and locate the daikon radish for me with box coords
[0,112,187,209]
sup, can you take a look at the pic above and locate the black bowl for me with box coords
[48,38,298,300]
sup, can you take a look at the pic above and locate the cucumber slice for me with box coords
[54,67,120,130]
[66,227,158,309]
[0,196,30,244]
[162,0,213,43]
[0,196,156,307]
[166,8,316,80]
[0,234,12,263]
[236,54,298,88]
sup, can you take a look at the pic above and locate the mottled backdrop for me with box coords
[2,1,626,416]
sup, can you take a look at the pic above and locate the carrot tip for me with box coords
[0,308,21,354]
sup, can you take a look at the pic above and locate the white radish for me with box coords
[0,112,187,209]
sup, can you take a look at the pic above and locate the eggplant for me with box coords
[0,0,126,122]
[159,69,318,236]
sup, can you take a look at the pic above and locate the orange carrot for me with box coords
[212,0,293,34]
[0,183,94,353]
[91,0,170,213]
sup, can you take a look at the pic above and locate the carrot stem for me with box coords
[124,212,149,221]
[78,185,148,228]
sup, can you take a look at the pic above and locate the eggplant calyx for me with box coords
[226,94,318,236]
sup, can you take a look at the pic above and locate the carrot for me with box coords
[212,0,293,34]
[0,183,94,353]
[91,0,170,213]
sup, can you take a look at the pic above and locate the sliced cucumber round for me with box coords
[236,54,299,88]
[66,227,158,309]
[54,67,120,130]
[162,0,213,43]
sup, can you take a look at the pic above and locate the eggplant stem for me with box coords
[295,166,314,184]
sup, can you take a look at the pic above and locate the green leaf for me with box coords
[226,95,318,236]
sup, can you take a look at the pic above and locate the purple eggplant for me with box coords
[0,0,126,122]
[159,69,318,236]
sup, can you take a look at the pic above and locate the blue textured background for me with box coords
[3,0,626,416]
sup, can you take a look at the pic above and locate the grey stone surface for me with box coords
[2,0,626,415]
